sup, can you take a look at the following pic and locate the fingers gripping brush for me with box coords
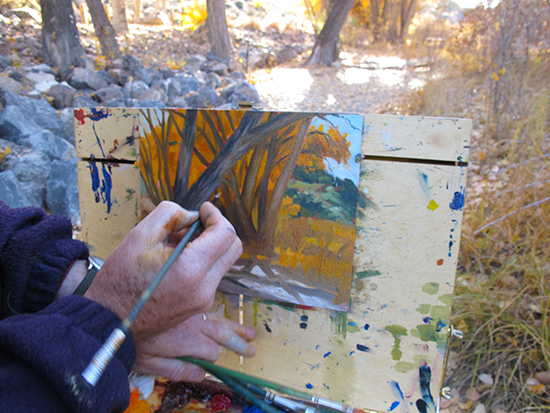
[80,219,202,388]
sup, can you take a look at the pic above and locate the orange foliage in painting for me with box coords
[274,215,355,304]
[123,390,153,413]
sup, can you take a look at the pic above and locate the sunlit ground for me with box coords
[250,54,426,113]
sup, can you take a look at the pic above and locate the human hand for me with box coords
[85,201,242,340]
[133,313,256,382]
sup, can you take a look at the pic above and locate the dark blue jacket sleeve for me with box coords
[0,295,136,412]
[0,201,89,319]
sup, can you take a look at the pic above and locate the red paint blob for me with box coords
[212,394,231,412]
[437,259,444,266]
[74,109,86,125]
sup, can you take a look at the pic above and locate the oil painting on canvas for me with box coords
[139,109,363,311]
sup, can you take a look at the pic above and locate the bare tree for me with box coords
[111,0,129,35]
[304,0,355,67]
[206,0,233,60]
[40,0,85,79]
[370,0,419,44]
[86,0,121,59]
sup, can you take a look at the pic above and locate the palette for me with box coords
[75,108,471,413]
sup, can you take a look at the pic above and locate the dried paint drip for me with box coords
[449,190,465,210]
[299,323,307,329]
[356,344,370,352]
[417,365,435,412]
[262,320,272,333]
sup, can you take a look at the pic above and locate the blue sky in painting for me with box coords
[311,114,363,186]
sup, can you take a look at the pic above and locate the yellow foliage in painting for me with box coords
[180,0,207,31]
[491,72,500,82]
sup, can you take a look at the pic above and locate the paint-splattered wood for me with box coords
[230,160,468,412]
[75,108,139,161]
[75,111,471,413]
[363,115,471,163]
[76,160,141,259]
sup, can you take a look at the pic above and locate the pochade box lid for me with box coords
[75,107,471,413]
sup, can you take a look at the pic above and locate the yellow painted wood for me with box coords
[231,161,467,411]
[75,111,472,412]
[75,108,140,161]
[76,160,141,260]
[363,115,472,163]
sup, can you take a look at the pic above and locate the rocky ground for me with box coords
[0,1,427,224]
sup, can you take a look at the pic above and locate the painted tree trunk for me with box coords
[111,0,129,35]
[40,0,85,79]
[206,0,233,61]
[86,0,121,59]
[303,0,355,67]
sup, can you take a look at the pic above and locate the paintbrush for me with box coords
[179,356,362,413]
[81,218,203,388]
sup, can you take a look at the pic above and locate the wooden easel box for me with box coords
[75,108,471,412]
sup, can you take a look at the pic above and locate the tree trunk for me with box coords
[398,0,418,43]
[206,0,233,61]
[386,0,399,44]
[303,0,355,67]
[111,0,129,35]
[86,0,121,60]
[40,0,85,79]
[133,0,141,21]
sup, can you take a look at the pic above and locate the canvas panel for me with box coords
[138,108,364,312]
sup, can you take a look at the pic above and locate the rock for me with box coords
[26,63,57,75]
[0,56,12,69]
[59,108,76,145]
[34,79,59,94]
[160,68,175,79]
[230,91,256,106]
[132,100,166,108]
[24,70,56,85]
[228,71,246,82]
[0,148,51,208]
[167,78,182,98]
[94,85,124,103]
[124,80,150,100]
[46,159,80,225]
[206,72,223,88]
[275,46,298,64]
[174,75,200,95]
[70,67,109,90]
[0,75,23,94]
[120,54,151,85]
[48,82,77,109]
[0,91,65,135]
[199,85,218,106]
[72,95,98,108]
[6,69,24,82]
[234,81,260,103]
[22,129,76,160]
[95,70,116,85]
[141,87,167,104]
[0,105,42,142]
[168,97,188,108]
[185,91,207,108]
[218,85,237,104]
[0,170,28,208]
[211,63,229,76]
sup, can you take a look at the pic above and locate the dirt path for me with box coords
[248,54,428,114]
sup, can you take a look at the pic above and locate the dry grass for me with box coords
[398,0,550,410]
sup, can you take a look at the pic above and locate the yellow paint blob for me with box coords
[427,200,439,211]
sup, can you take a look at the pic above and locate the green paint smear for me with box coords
[330,312,348,338]
[128,148,137,158]
[125,188,135,201]
[386,325,408,361]
[346,323,361,334]
[430,305,450,324]
[439,293,453,306]
[412,324,438,343]
[356,269,381,279]
[416,304,431,315]
[395,361,415,373]
[422,282,440,295]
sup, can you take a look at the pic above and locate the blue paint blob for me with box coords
[301,315,309,321]
[299,322,308,329]
[323,383,330,389]
[419,366,435,410]
[324,352,331,358]
[262,320,272,333]
[349,351,355,356]
[101,163,113,214]
[364,323,370,330]
[315,345,320,350]
[90,108,110,121]
[347,321,358,327]
[389,380,404,400]
[306,383,313,389]
[356,344,370,352]
[388,401,400,411]
[422,316,433,324]
[416,399,428,413]
[243,405,264,413]
[449,191,465,210]
[436,320,446,332]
